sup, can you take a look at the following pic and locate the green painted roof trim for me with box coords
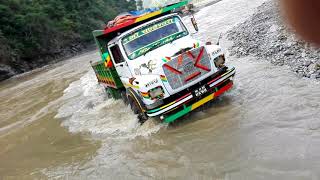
[92,30,105,37]
[162,0,189,12]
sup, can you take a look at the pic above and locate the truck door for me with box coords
[109,44,132,78]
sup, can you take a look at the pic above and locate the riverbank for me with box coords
[227,0,320,80]
[0,0,135,82]
[2,0,320,179]
[0,43,96,82]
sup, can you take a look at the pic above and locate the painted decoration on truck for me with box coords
[193,42,200,48]
[123,18,175,44]
[140,91,151,99]
[102,51,113,68]
[121,16,188,60]
[128,31,187,59]
[162,57,171,63]
[160,75,168,82]
[162,47,212,90]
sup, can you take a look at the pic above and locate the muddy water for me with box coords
[0,52,102,178]
[1,0,320,179]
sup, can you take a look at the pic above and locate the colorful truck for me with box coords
[91,1,236,123]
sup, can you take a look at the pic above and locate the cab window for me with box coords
[110,45,125,64]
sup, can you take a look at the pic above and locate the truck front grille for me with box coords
[162,47,212,90]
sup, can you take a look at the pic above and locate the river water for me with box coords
[1,0,320,179]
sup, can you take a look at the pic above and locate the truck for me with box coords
[90,1,236,124]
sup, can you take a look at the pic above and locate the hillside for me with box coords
[0,0,135,81]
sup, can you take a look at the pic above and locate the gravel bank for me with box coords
[227,0,320,80]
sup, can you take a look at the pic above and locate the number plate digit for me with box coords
[194,85,207,97]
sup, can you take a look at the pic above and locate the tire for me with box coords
[120,90,128,105]
[126,89,148,124]
[128,96,139,114]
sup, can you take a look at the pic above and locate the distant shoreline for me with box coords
[0,44,96,82]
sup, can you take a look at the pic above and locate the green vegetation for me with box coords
[0,0,135,80]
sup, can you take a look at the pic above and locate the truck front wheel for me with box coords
[120,90,128,105]
[126,89,148,124]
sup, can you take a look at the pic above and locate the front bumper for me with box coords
[146,67,236,122]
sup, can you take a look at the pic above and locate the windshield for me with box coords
[122,16,188,60]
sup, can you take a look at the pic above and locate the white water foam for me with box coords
[55,70,164,139]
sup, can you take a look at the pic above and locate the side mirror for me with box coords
[191,16,199,32]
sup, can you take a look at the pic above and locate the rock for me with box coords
[295,54,302,59]
[308,63,318,72]
[310,74,317,79]
[304,60,312,66]
[0,64,17,81]
[269,24,278,33]
[297,72,304,78]
[226,0,320,80]
[284,50,294,56]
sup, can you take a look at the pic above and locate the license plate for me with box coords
[194,85,208,97]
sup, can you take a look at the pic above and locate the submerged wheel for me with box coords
[126,89,148,124]
[128,96,139,114]
[120,90,128,105]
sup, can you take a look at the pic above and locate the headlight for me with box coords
[214,55,225,68]
[149,86,164,99]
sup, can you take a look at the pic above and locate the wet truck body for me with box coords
[91,1,236,123]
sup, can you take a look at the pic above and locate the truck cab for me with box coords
[91,1,235,123]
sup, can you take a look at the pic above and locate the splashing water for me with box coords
[55,70,165,139]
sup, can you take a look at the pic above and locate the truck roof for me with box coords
[92,1,189,41]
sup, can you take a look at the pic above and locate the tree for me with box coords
[0,0,136,74]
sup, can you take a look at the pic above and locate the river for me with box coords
[1,0,320,179]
